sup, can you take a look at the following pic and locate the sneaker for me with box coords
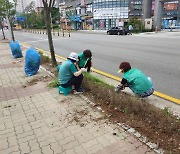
[73,88,84,94]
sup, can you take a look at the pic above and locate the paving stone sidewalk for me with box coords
[0,41,156,154]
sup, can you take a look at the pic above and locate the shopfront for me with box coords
[84,16,93,30]
[70,15,81,30]
[162,0,180,28]
[93,0,129,30]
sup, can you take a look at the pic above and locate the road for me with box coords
[3,30,180,99]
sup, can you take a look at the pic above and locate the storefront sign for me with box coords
[93,8,128,19]
[164,4,178,10]
[70,15,81,22]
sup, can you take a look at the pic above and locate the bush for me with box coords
[38,51,50,64]
[48,77,60,88]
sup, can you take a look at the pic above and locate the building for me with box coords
[162,0,180,28]
[93,0,129,30]
[15,0,45,13]
[58,0,94,30]
[129,0,143,17]
[58,0,180,30]
[16,0,26,13]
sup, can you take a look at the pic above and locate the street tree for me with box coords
[128,17,143,32]
[0,0,6,39]
[51,7,60,26]
[0,0,16,41]
[42,0,57,66]
[24,1,35,14]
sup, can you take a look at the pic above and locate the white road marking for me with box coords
[24,38,68,43]
[133,34,180,39]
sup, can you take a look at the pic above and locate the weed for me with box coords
[84,72,113,89]
[162,107,172,116]
[48,77,60,88]
[82,73,179,153]
[38,51,50,64]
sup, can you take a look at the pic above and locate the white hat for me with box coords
[68,52,79,61]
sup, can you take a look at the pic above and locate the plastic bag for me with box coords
[9,40,23,58]
[24,47,40,76]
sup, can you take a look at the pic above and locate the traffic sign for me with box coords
[15,17,27,21]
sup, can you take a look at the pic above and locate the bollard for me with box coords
[58,29,59,36]
[53,29,55,36]
[63,30,64,37]
[69,30,70,37]
[155,26,158,33]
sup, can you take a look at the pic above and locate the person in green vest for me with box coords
[59,52,86,94]
[115,62,154,98]
[78,49,92,72]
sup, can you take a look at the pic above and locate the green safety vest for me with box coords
[78,52,89,68]
[123,68,152,94]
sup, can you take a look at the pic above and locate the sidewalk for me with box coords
[0,41,158,154]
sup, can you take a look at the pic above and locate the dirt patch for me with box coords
[41,61,180,153]
[41,63,58,76]
[23,75,52,88]
[82,77,180,154]
[0,39,9,43]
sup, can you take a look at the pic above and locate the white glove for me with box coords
[90,67,93,72]
[81,68,86,72]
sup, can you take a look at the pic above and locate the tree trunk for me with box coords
[0,22,6,39]
[6,16,15,41]
[45,9,57,66]
[9,21,15,41]
[1,27,6,39]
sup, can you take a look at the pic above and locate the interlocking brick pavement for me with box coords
[0,41,156,154]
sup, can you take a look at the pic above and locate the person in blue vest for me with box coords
[115,62,154,98]
[59,52,86,94]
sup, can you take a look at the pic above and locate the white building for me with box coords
[15,0,44,13]
[35,0,44,7]
[16,0,25,13]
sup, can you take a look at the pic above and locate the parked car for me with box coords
[107,26,128,35]
[13,24,22,30]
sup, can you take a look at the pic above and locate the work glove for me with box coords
[115,85,123,93]
[81,68,86,72]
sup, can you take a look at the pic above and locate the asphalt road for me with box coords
[3,30,180,99]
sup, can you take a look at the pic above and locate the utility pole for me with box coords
[154,0,163,31]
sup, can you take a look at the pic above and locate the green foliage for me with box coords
[38,51,50,63]
[48,77,60,88]
[0,0,6,17]
[128,17,143,32]
[0,0,16,41]
[51,7,60,24]
[25,11,46,29]
[0,0,15,18]
[162,107,172,116]
[84,72,113,89]
[24,1,35,14]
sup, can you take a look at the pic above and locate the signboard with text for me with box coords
[93,7,128,19]
[15,17,27,21]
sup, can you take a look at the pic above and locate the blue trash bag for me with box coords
[9,40,23,58]
[24,47,40,76]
